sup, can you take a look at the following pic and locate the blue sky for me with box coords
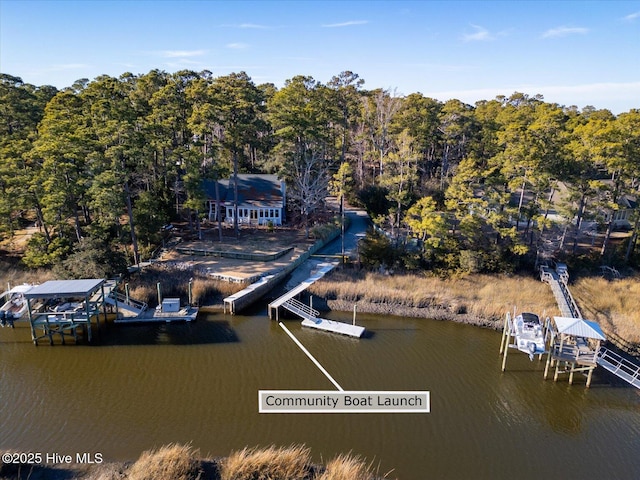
[1,0,639,113]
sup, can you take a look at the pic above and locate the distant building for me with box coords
[605,194,637,230]
[203,174,286,226]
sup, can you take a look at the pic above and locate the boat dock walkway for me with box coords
[596,346,640,389]
[540,264,640,389]
[540,266,580,318]
[268,263,365,338]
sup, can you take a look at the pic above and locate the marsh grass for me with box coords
[572,276,640,344]
[316,453,384,480]
[220,445,311,480]
[308,271,559,321]
[127,443,202,480]
[126,265,244,307]
[0,258,54,291]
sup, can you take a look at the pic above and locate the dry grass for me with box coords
[0,258,55,291]
[316,453,384,480]
[220,445,311,480]
[572,276,640,344]
[127,443,202,480]
[308,271,559,321]
[126,265,244,307]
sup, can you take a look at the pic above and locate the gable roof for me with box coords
[553,316,606,340]
[203,174,284,207]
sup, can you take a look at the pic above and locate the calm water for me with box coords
[1,309,639,479]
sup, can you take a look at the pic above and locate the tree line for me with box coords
[1,70,639,277]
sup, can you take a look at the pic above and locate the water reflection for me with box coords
[97,320,239,346]
[0,312,639,479]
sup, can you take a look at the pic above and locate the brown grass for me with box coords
[126,265,244,307]
[308,270,559,321]
[127,443,202,480]
[316,453,384,480]
[1,445,390,480]
[220,445,311,480]
[0,257,55,291]
[572,276,640,344]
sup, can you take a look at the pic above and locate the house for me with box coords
[605,194,637,230]
[203,174,286,226]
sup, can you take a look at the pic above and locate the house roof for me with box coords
[24,279,105,299]
[553,316,606,340]
[204,174,284,207]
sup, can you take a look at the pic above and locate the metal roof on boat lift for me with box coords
[553,316,607,340]
[24,279,105,298]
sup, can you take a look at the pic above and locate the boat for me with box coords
[0,284,35,326]
[513,312,546,360]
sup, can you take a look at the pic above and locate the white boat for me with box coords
[513,312,546,360]
[0,284,35,325]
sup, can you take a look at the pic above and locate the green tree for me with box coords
[209,72,267,237]
[405,196,447,251]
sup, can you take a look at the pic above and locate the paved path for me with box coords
[283,207,370,291]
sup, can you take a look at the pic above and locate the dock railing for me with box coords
[282,298,319,322]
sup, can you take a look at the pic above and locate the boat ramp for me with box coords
[268,263,365,338]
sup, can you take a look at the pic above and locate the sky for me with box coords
[1,0,639,113]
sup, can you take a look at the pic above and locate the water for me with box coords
[1,310,639,479]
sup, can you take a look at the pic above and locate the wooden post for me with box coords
[125,283,130,304]
[586,366,594,388]
[157,282,162,306]
[310,295,313,313]
[353,304,357,326]
[26,297,37,345]
[544,345,553,379]
[188,279,193,305]
[499,313,510,355]
[569,363,575,384]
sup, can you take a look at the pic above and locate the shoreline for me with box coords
[321,298,503,330]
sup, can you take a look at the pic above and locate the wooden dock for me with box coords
[114,306,198,323]
[538,264,640,389]
[540,266,580,318]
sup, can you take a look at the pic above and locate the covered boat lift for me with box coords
[544,316,606,387]
[24,279,109,345]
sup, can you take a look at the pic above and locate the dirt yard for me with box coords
[160,225,317,282]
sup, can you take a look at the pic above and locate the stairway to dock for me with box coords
[596,346,640,389]
[281,297,319,322]
[541,264,640,389]
[268,263,365,338]
[104,289,147,316]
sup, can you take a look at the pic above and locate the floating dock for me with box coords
[301,317,365,338]
[112,295,198,323]
[268,263,365,338]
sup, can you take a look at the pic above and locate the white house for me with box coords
[203,174,286,226]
